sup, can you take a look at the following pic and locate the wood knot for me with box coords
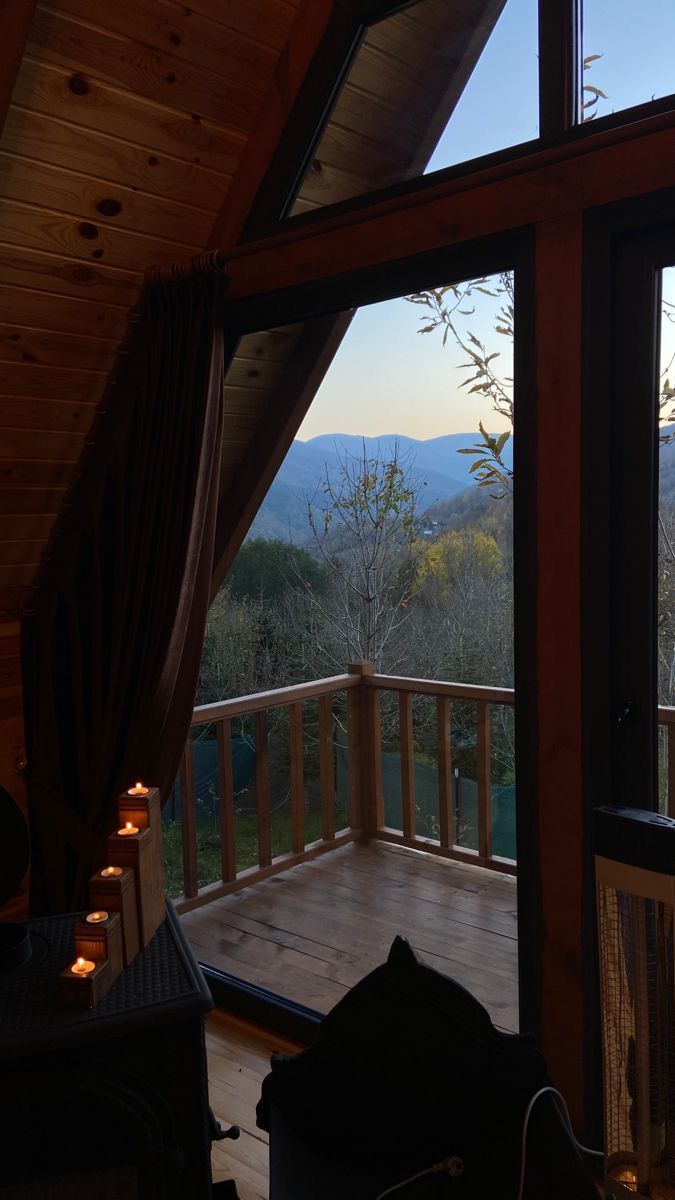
[78,222,99,240]
[96,197,122,217]
[68,74,90,96]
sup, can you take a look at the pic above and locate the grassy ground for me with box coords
[162,805,348,898]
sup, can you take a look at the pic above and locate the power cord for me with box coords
[516,1086,604,1200]
[375,1156,464,1200]
[373,1085,603,1200]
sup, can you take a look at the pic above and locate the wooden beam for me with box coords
[222,114,675,313]
[535,213,585,1131]
[538,0,579,139]
[0,0,37,140]
[207,0,337,246]
[211,310,354,597]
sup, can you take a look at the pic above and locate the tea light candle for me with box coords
[117,821,139,837]
[128,781,149,796]
[100,866,122,878]
[71,956,95,976]
[86,910,108,924]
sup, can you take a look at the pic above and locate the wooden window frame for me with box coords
[241,0,675,242]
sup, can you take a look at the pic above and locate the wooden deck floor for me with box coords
[206,1011,300,1200]
[183,840,519,1031]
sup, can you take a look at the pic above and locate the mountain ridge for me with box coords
[248,431,514,543]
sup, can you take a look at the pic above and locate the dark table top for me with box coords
[0,901,212,1058]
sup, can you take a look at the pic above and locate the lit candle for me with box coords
[71,956,95,976]
[100,866,122,878]
[86,910,109,924]
[128,781,149,796]
[117,821,139,837]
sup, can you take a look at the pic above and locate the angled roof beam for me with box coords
[210,311,354,598]
[207,0,338,248]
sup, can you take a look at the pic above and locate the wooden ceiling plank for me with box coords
[235,329,303,362]
[222,386,271,414]
[0,429,83,462]
[207,0,335,247]
[0,0,38,138]
[0,195,201,274]
[0,153,215,246]
[1,107,230,211]
[0,243,143,307]
[13,55,245,176]
[0,490,66,517]
[0,588,30,617]
[28,8,265,132]
[0,323,117,370]
[160,0,299,53]
[223,358,285,392]
[53,0,280,92]
[0,542,47,564]
[0,399,97,433]
[0,364,107,401]
[0,284,128,339]
[0,565,40,587]
[0,513,60,537]
[0,461,76,489]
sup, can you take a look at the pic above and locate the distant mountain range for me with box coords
[248,432,514,543]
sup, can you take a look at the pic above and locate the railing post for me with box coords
[179,737,199,899]
[476,700,492,861]
[348,661,383,839]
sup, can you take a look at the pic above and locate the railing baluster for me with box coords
[255,710,272,868]
[319,693,335,842]
[476,700,492,860]
[437,696,454,848]
[216,717,236,883]
[668,724,675,819]
[399,690,415,838]
[290,702,305,854]
[347,683,362,831]
[179,737,199,899]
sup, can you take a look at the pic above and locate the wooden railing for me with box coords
[169,689,675,913]
[658,704,675,816]
[172,663,517,914]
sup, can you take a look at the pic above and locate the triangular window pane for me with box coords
[290,0,538,217]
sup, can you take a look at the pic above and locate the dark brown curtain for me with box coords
[22,262,226,914]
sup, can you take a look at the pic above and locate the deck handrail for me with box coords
[191,672,360,726]
[172,666,521,914]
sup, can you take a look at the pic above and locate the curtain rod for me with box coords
[144,249,229,284]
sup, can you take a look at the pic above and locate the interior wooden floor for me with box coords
[184,840,518,1031]
[206,1011,300,1200]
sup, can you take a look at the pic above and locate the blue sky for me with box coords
[297,0,675,441]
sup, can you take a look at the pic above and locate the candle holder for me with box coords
[107,820,165,948]
[59,956,110,1009]
[89,866,140,964]
[73,910,124,984]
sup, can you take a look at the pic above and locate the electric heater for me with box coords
[595,805,675,1200]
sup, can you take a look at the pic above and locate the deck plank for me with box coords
[184,841,518,1031]
[206,1012,300,1200]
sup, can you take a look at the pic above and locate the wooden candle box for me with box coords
[73,911,124,983]
[89,866,140,965]
[107,827,165,948]
[59,959,110,1009]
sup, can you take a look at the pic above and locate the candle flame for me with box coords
[125,821,133,830]
[77,957,84,968]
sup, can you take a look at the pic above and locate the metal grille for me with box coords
[598,882,675,1198]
